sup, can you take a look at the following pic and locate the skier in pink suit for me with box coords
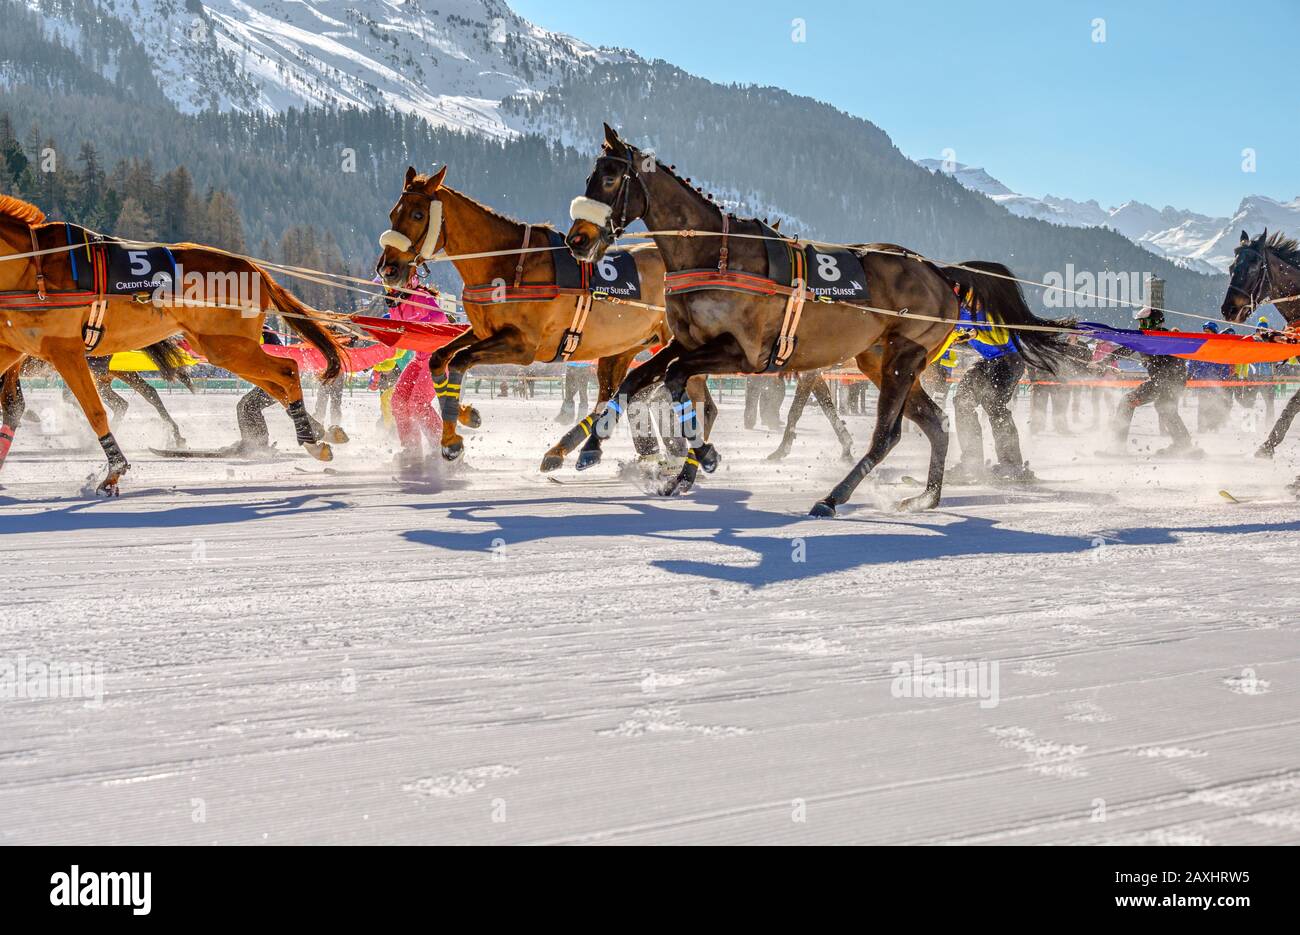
[387,276,450,467]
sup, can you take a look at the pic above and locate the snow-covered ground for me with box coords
[1,383,1298,844]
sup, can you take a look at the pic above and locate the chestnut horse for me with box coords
[374,166,716,470]
[564,125,1068,516]
[0,194,346,492]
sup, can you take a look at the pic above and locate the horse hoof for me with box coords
[459,406,482,429]
[767,447,790,462]
[1255,446,1274,460]
[540,450,564,473]
[898,490,940,512]
[840,448,855,463]
[303,442,334,462]
[325,425,350,444]
[809,499,837,518]
[575,448,602,471]
[697,443,720,474]
[659,475,692,497]
[441,441,464,462]
[98,463,130,496]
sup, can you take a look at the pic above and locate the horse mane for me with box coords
[422,175,554,232]
[1263,230,1300,265]
[0,194,46,227]
[604,140,785,233]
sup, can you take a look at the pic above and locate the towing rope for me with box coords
[3,228,1297,343]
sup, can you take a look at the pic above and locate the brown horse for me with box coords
[564,124,1068,516]
[374,166,716,470]
[1222,229,1300,462]
[0,194,346,492]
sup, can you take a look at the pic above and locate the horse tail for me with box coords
[169,243,347,381]
[141,338,195,391]
[252,263,347,381]
[938,260,1075,373]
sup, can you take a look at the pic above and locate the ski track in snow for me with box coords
[0,388,1297,845]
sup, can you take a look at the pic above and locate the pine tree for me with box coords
[113,196,155,242]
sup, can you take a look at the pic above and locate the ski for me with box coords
[149,445,245,459]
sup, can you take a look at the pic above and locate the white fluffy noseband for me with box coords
[379,229,412,252]
[570,196,613,226]
[379,201,443,260]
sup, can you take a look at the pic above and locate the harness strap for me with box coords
[83,300,108,351]
[770,248,807,370]
[718,214,730,273]
[513,224,532,288]
[29,227,46,300]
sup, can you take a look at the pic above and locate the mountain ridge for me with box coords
[917,157,1298,275]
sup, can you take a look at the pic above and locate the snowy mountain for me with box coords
[19,0,628,138]
[918,158,1300,275]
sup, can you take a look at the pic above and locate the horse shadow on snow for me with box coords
[401,488,1300,588]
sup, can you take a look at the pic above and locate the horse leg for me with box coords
[427,327,482,432]
[0,351,26,471]
[118,371,185,448]
[1257,385,1300,458]
[669,374,716,461]
[435,328,532,462]
[573,340,682,471]
[656,335,750,496]
[45,345,129,493]
[812,374,856,461]
[896,382,949,512]
[191,335,331,460]
[811,337,928,517]
[541,351,636,472]
[768,372,817,461]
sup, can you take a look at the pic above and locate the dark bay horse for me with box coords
[374,165,716,470]
[564,124,1068,516]
[1221,229,1300,462]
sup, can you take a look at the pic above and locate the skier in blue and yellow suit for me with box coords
[940,297,1035,483]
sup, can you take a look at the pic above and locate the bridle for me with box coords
[1226,244,1276,318]
[378,187,443,272]
[570,152,648,247]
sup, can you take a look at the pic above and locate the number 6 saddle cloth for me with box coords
[460,228,642,361]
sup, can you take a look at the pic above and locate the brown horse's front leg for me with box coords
[46,345,129,494]
[428,327,484,439]
[435,327,534,462]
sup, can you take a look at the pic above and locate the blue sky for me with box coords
[512,0,1299,216]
